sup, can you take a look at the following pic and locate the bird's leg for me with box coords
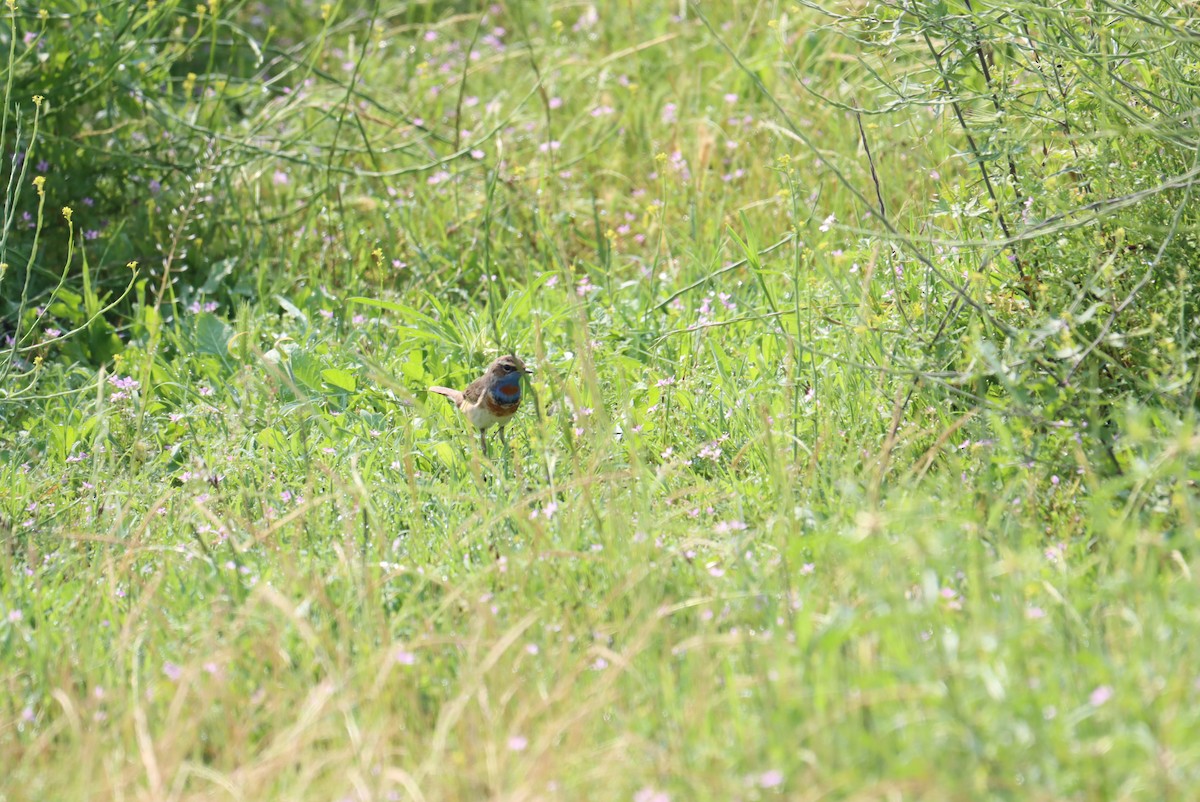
[479,428,489,456]
[498,426,508,449]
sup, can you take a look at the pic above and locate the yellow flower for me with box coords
[32,94,43,107]
[32,175,45,195]
[62,206,73,222]
[127,261,139,271]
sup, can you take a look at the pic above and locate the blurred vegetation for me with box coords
[1,0,1199,798]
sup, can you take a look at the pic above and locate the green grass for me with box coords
[3,1,1200,799]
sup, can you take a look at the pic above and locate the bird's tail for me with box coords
[428,386,464,406]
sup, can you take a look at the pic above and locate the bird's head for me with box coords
[489,354,531,380]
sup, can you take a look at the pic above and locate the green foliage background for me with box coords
[1,0,1199,799]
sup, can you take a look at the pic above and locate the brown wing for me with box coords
[461,375,487,403]
[428,386,464,406]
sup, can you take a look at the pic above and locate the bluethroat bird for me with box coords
[429,354,531,454]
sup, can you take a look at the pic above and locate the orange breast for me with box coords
[484,395,520,417]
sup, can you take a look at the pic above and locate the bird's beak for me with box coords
[523,366,534,376]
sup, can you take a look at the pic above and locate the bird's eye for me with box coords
[503,364,515,372]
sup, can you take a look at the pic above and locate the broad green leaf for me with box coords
[202,258,237,294]
[276,295,309,325]
[433,440,460,466]
[140,304,161,338]
[321,368,357,393]
[257,427,289,451]
[195,313,232,357]
[290,350,325,392]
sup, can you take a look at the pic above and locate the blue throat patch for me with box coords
[490,373,522,404]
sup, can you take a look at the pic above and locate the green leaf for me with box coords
[276,295,309,325]
[46,423,79,461]
[81,247,100,320]
[49,289,85,325]
[195,313,232,357]
[87,330,123,365]
[346,296,412,315]
[433,440,460,466]
[257,427,289,451]
[321,368,357,393]
[202,258,238,294]
[141,304,162,339]
[399,349,427,383]
[290,350,324,392]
